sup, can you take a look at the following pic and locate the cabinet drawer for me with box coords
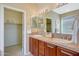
[45,43,57,56]
[57,47,79,56]
[29,37,39,56]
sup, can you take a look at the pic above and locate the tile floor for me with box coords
[4,45,32,56]
[4,45,23,56]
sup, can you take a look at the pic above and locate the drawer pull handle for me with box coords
[61,50,72,56]
[47,45,54,48]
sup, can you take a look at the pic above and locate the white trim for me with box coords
[0,4,4,56]
[0,4,27,56]
[25,51,32,56]
[22,12,27,55]
[1,4,25,13]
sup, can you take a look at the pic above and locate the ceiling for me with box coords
[3,3,58,16]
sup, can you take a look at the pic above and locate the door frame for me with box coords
[0,4,27,56]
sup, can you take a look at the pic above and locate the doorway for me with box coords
[4,8,23,56]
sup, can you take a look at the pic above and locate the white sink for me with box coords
[59,40,72,44]
[53,38,72,44]
[33,35,42,37]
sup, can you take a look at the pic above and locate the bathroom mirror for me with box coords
[60,9,79,34]
[31,16,45,34]
[31,4,79,35]
[52,3,79,34]
[32,17,38,28]
[60,16,75,34]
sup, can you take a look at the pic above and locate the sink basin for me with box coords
[33,35,42,37]
[52,38,72,44]
[58,40,72,44]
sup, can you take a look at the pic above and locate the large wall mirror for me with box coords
[31,9,79,35]
[49,9,79,35]
[60,9,79,34]
[52,3,79,35]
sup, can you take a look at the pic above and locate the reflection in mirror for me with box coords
[52,17,60,33]
[32,17,38,28]
[60,10,79,34]
[31,16,45,34]
[61,16,75,34]
[31,17,38,34]
[46,18,51,32]
[47,11,60,33]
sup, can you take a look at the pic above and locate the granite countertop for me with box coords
[30,35,79,53]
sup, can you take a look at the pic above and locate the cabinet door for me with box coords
[31,38,35,55]
[32,38,39,56]
[45,43,57,56]
[57,47,79,56]
[34,39,39,56]
[29,37,37,56]
[39,40,45,56]
[29,37,32,54]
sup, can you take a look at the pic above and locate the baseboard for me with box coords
[24,51,33,56]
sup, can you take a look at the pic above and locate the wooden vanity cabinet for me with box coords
[45,43,57,56]
[29,37,32,54]
[57,47,79,56]
[29,37,79,56]
[29,37,39,56]
[38,40,45,56]
[33,39,39,56]
[38,41,57,56]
